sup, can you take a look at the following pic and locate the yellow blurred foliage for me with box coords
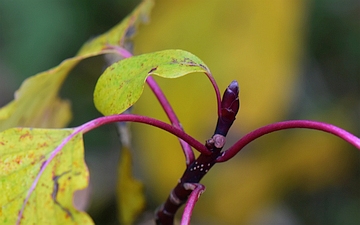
[131,0,355,224]
[134,0,305,129]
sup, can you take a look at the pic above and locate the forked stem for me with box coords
[155,81,240,225]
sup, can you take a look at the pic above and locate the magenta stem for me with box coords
[217,120,360,162]
[111,46,195,165]
[180,183,206,225]
[146,76,195,165]
[17,114,210,224]
[204,72,222,117]
[80,115,209,153]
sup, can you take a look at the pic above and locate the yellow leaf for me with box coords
[117,146,145,225]
[0,0,154,132]
[0,127,92,224]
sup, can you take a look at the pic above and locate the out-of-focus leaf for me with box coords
[76,0,154,56]
[0,59,76,132]
[0,0,154,132]
[128,0,356,224]
[0,127,92,224]
[133,0,305,129]
[131,2,307,205]
[93,49,209,115]
[117,146,145,225]
[115,109,145,224]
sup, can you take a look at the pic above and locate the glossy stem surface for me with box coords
[217,120,360,162]
[180,183,206,225]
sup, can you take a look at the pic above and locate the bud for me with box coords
[214,80,240,137]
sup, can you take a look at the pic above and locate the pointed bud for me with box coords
[214,80,240,137]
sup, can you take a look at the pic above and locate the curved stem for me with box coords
[180,183,206,225]
[108,45,221,119]
[110,46,195,165]
[146,76,195,165]
[17,114,210,225]
[217,120,360,162]
[80,115,209,154]
[205,72,222,117]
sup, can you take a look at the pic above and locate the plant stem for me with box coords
[80,114,210,154]
[204,72,222,117]
[110,46,195,165]
[217,120,360,162]
[17,114,211,225]
[155,81,240,225]
[146,76,195,165]
[180,183,205,225]
[155,142,223,225]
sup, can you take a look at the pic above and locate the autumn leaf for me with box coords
[0,1,155,224]
[0,127,92,225]
[76,0,154,56]
[0,0,154,132]
[129,0,350,224]
[93,49,210,116]
[115,118,145,225]
[117,146,145,225]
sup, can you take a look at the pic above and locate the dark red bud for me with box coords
[214,80,240,137]
[220,80,240,122]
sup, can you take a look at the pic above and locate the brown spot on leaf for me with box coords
[19,131,33,141]
[38,142,48,148]
[171,58,178,64]
[15,156,22,164]
[148,66,158,74]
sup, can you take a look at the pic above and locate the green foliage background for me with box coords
[0,0,359,224]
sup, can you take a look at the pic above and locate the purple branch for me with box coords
[17,114,210,224]
[155,81,240,225]
[180,183,206,225]
[217,120,360,162]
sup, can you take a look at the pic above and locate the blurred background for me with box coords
[0,0,359,224]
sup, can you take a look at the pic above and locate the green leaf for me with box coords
[93,49,210,115]
[0,0,154,132]
[0,127,92,224]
